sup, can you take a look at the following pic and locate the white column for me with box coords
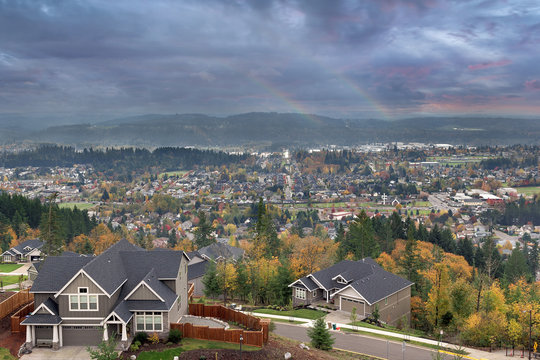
[31,326,36,346]
[26,325,32,344]
[52,325,59,343]
[103,325,109,341]
[121,323,127,341]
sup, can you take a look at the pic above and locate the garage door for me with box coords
[62,326,103,346]
[340,297,364,314]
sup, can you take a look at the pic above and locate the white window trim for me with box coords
[135,312,163,332]
[295,288,306,300]
[69,293,99,312]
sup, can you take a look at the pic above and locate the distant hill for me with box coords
[3,113,539,147]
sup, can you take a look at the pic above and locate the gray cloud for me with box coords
[0,0,538,122]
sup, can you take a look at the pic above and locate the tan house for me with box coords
[289,258,412,326]
[23,239,189,350]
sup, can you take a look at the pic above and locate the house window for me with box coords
[295,288,306,300]
[385,297,388,305]
[337,277,347,284]
[135,312,163,332]
[69,288,98,311]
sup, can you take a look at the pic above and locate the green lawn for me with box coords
[255,316,307,325]
[0,264,23,273]
[159,170,189,179]
[0,275,27,287]
[252,308,327,320]
[0,347,16,360]
[348,321,425,337]
[136,338,260,360]
[516,186,540,196]
[58,202,95,210]
[412,201,431,207]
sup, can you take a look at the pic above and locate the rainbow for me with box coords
[245,65,390,121]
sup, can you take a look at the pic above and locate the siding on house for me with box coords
[128,285,160,301]
[371,286,411,326]
[62,272,105,294]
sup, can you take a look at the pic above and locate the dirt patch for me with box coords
[0,294,27,357]
[121,334,374,360]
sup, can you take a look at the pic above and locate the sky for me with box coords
[0,0,539,123]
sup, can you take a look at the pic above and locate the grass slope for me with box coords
[0,264,23,273]
[253,308,327,319]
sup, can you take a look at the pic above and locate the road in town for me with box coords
[273,322,436,360]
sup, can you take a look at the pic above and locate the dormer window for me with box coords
[336,276,347,284]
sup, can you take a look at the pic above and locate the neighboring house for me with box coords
[289,258,413,326]
[196,242,245,263]
[22,239,189,350]
[187,259,210,297]
[1,239,43,263]
[185,243,244,298]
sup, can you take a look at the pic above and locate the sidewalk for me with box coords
[248,311,512,360]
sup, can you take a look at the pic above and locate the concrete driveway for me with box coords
[21,347,92,360]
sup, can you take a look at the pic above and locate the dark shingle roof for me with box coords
[21,314,62,325]
[30,256,93,292]
[294,276,319,291]
[41,297,59,315]
[305,258,413,305]
[198,243,244,262]
[134,268,178,308]
[82,239,143,295]
[125,300,170,311]
[188,260,209,280]
[3,239,43,256]
[348,267,413,304]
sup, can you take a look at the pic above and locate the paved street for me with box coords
[274,322,436,360]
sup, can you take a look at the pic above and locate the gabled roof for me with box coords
[292,258,413,305]
[80,239,144,296]
[32,238,188,321]
[31,256,93,292]
[2,239,43,256]
[197,243,244,262]
[187,259,209,280]
[21,314,62,325]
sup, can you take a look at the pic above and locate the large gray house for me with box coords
[22,239,189,349]
[289,258,413,326]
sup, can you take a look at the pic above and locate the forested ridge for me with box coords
[0,193,96,251]
[1,145,249,180]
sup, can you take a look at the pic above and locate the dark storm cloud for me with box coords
[0,0,538,121]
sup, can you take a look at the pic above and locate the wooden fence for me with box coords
[0,289,33,319]
[170,303,271,347]
[11,302,34,333]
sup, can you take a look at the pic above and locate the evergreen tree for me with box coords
[457,237,474,265]
[308,317,335,350]
[202,261,221,299]
[235,261,250,301]
[101,189,110,202]
[194,211,215,248]
[504,246,531,283]
[168,230,178,248]
[40,193,63,256]
[269,261,294,306]
[399,223,422,295]
[389,211,405,239]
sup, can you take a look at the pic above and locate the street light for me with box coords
[239,334,243,359]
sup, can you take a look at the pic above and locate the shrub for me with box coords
[268,321,276,333]
[130,340,141,351]
[167,328,182,344]
[149,332,159,345]
[134,332,148,344]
